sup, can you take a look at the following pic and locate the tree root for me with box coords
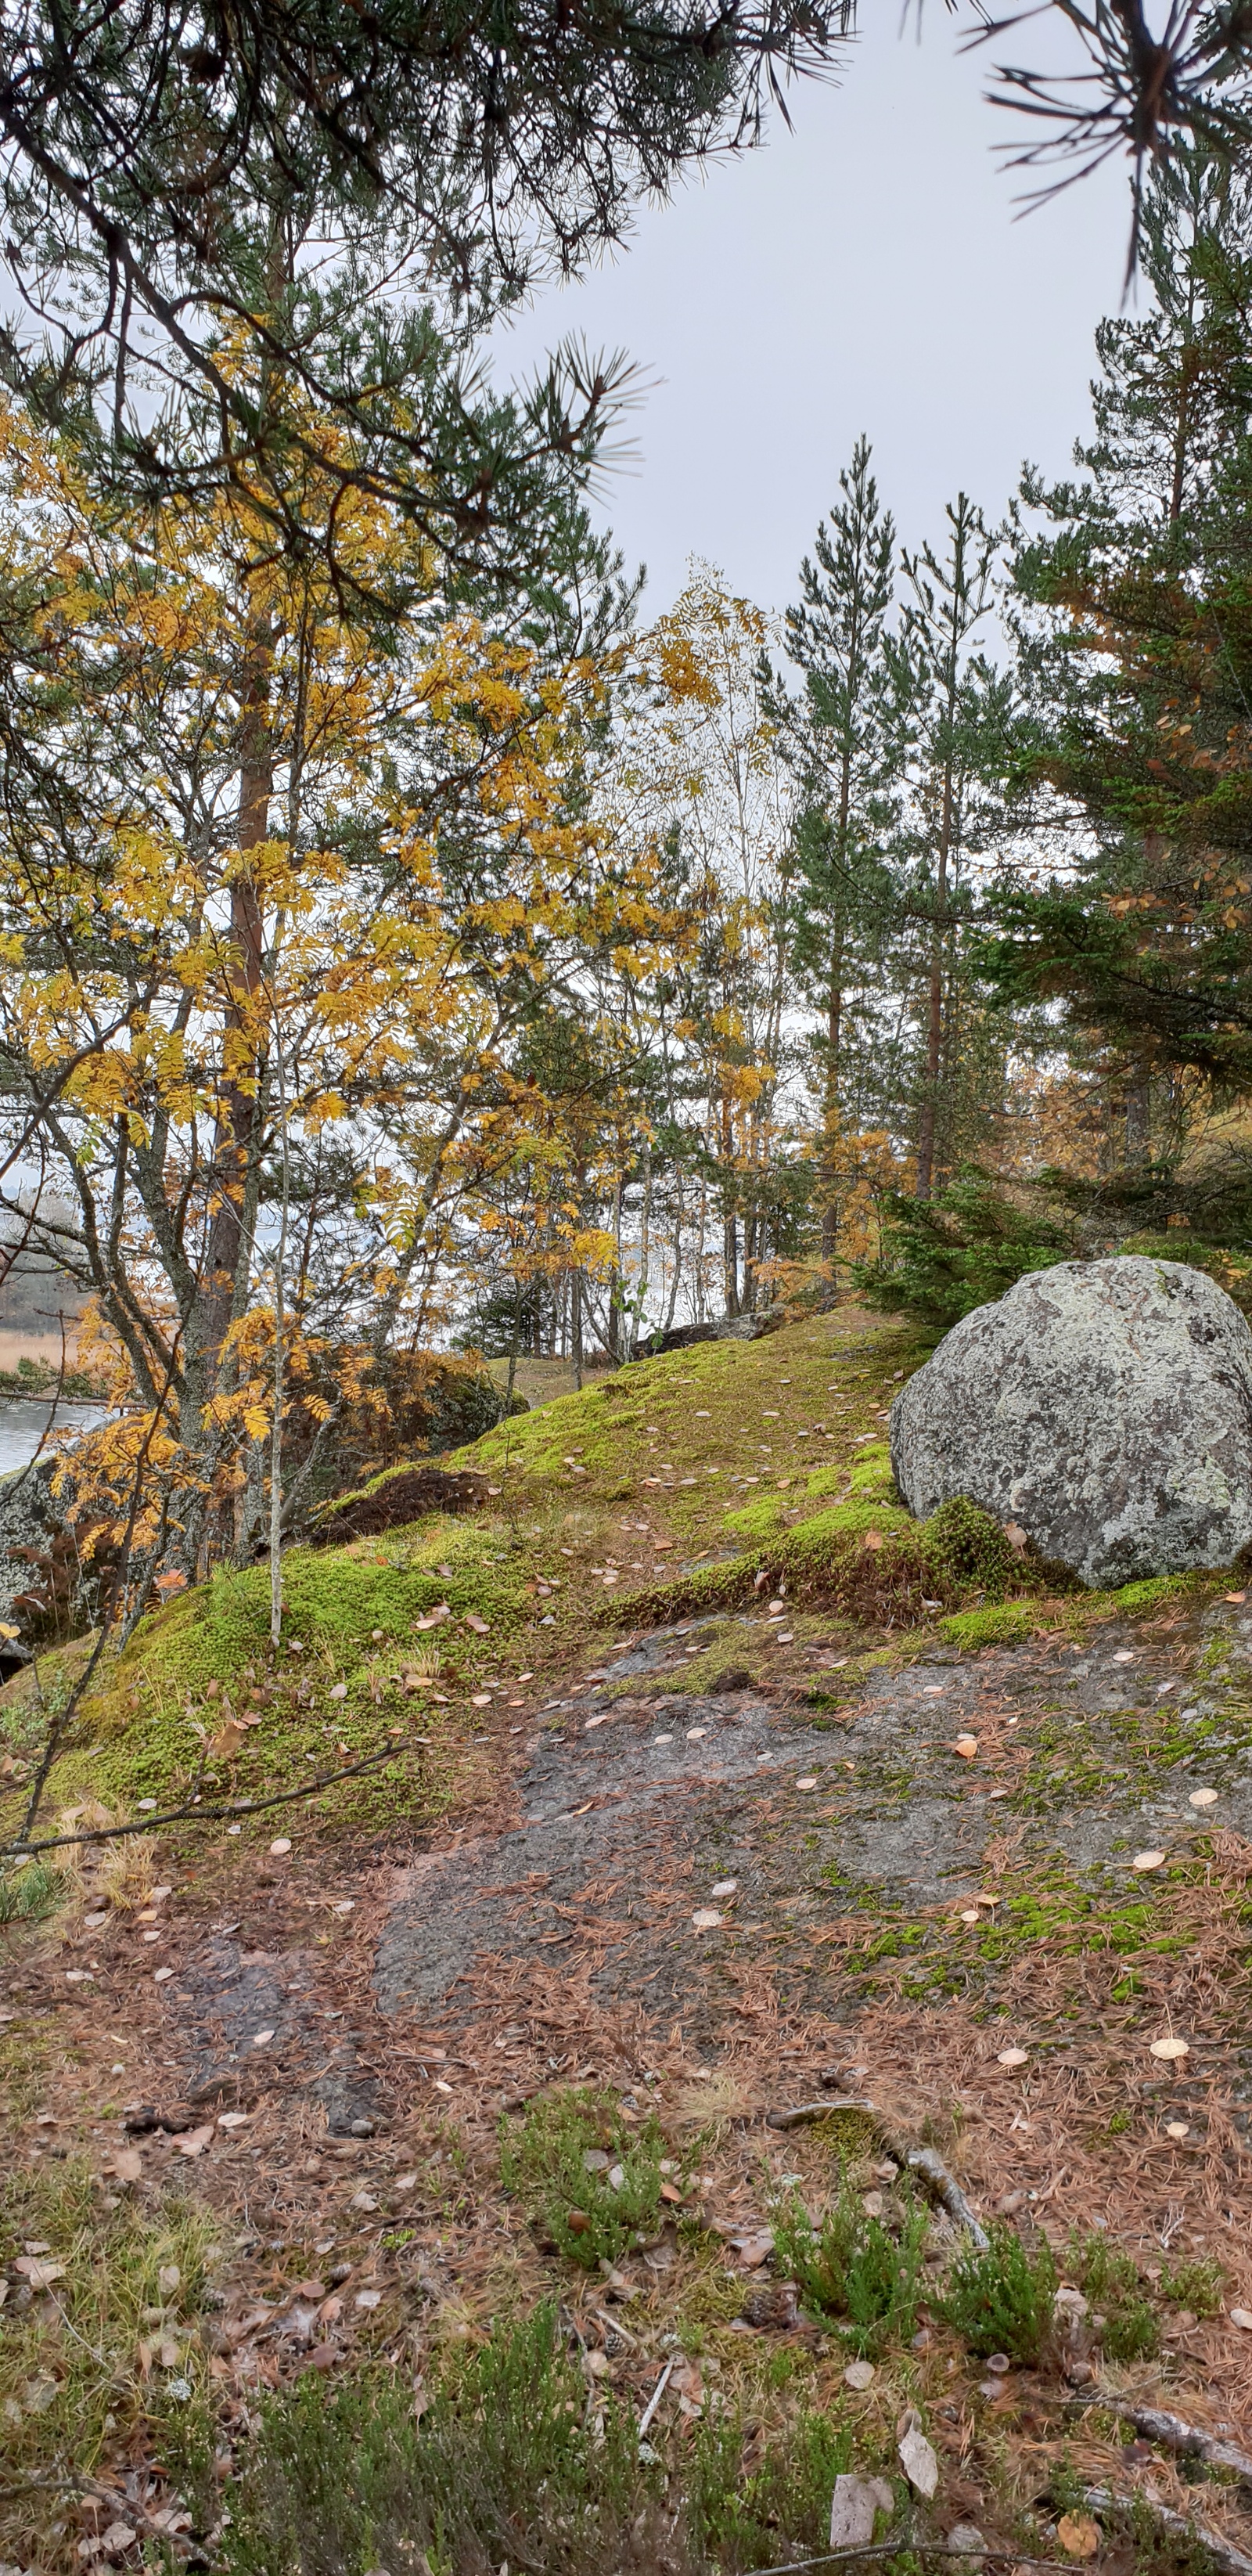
[765,2098,989,2249]
[1081,2485,1252,2576]
[1067,2401,1252,2491]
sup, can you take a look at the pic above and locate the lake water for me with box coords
[0,1399,106,1478]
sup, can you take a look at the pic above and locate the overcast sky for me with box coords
[491,10,1133,624]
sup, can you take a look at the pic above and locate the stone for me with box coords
[890,1256,1252,1588]
[829,2474,895,2549]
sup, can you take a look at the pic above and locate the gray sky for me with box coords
[492,9,1132,621]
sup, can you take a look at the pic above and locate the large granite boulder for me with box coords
[890,1256,1252,1587]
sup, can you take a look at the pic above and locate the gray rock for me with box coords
[890,1256,1252,1588]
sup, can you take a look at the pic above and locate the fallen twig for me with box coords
[0,2471,193,2558]
[1082,2485,1252,2576]
[1067,2401,1252,2490]
[765,2098,990,2249]
[2,1734,419,1857]
[638,2355,674,2435]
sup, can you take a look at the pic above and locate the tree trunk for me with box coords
[915,757,953,1202]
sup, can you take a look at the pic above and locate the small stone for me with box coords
[946,2524,988,2564]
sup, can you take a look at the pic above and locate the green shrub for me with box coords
[1160,2254,1225,2319]
[939,2223,1058,2364]
[221,2306,644,2576]
[498,2087,676,2269]
[1072,2232,1159,2361]
[771,2181,929,2354]
[221,2307,862,2576]
[688,2400,853,2567]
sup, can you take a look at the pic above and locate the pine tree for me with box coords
[988,150,1252,1119]
[771,437,901,1256]
[896,494,1002,1198]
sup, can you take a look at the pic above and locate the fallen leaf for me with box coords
[13,2257,65,2287]
[844,2360,876,2390]
[463,1614,490,1634]
[1003,1522,1028,1551]
[1164,2120,1189,2140]
[1131,1850,1167,1872]
[1189,1787,1218,1809]
[1149,2034,1190,2060]
[567,2210,591,2235]
[172,2125,214,2159]
[954,1735,979,1760]
[251,2027,275,2047]
[217,2111,250,2130]
[208,1719,247,1757]
[898,2425,938,2497]
[660,2182,684,2205]
[862,1529,884,1551]
[354,2288,382,2310]
[1111,1650,1135,1664]
[996,2047,1029,2068]
[1057,2515,1100,2560]
[329,1682,347,1699]
[107,2149,143,2182]
[153,1966,174,1983]
[269,1837,291,1856]
[711,1879,738,1897]
[470,1692,492,1708]
[1229,2307,1252,2330]
[692,1908,724,1931]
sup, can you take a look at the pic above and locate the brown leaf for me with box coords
[1057,2514,1100,2560]
[13,2257,65,2287]
[208,1719,246,1758]
[172,2124,215,2159]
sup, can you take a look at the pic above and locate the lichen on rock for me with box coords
[890,1255,1252,1587]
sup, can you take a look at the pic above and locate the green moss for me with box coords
[938,1602,1039,1651]
[2,1516,553,1843]
[722,1497,786,1544]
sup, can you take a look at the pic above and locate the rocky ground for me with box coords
[3,1310,1252,2571]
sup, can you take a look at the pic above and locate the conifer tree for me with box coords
[988,150,1252,1122]
[771,438,900,1254]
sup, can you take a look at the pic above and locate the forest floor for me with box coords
[2,1307,1252,2572]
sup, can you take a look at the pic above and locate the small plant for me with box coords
[770,2180,929,2353]
[498,2086,676,2268]
[0,1860,58,1925]
[939,2222,1058,2364]
[1160,2254,1225,2319]
[1072,2233,1159,2362]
